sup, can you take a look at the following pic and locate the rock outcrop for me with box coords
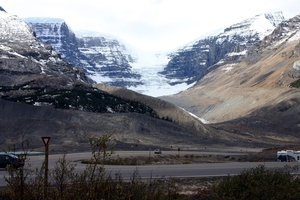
[290,60,300,78]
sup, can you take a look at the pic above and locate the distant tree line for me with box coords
[0,83,158,118]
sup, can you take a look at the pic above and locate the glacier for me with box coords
[21,11,287,98]
[76,29,196,97]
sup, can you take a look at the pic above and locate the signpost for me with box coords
[42,136,51,198]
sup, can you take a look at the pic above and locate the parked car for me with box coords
[154,149,162,154]
[0,154,24,169]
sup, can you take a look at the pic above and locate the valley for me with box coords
[0,5,300,155]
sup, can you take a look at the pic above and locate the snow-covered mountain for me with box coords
[159,11,285,86]
[161,13,300,127]
[0,7,87,86]
[24,17,180,96]
[24,18,142,87]
[0,7,36,44]
[128,12,286,97]
[75,30,142,87]
[23,11,287,97]
[24,18,92,69]
[0,7,212,152]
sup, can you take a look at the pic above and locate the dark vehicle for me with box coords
[154,149,162,154]
[0,154,24,169]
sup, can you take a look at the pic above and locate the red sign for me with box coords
[42,137,51,147]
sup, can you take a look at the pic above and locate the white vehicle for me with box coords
[277,150,300,162]
[154,149,162,154]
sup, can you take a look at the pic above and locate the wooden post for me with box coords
[44,143,49,197]
[42,137,51,198]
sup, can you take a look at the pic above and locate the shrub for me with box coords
[212,165,300,200]
[290,79,300,88]
[1,154,181,199]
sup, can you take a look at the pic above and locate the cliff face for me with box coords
[25,19,142,87]
[76,33,142,87]
[159,11,285,85]
[0,12,88,87]
[24,18,90,68]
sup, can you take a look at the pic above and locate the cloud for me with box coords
[1,0,300,51]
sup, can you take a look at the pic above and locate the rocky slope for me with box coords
[0,99,202,153]
[161,14,300,146]
[93,84,210,136]
[159,11,285,86]
[0,8,88,87]
[92,83,293,151]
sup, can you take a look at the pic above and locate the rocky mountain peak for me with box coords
[24,18,86,66]
[246,14,300,65]
[0,6,6,12]
[159,11,285,86]
[25,19,142,87]
[221,11,284,41]
[0,10,88,87]
[24,18,74,48]
[75,31,142,87]
[0,9,36,45]
[264,11,285,26]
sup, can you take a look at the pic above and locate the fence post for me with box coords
[42,136,51,198]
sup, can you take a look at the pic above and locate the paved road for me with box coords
[0,151,298,186]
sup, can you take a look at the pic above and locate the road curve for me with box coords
[0,151,298,186]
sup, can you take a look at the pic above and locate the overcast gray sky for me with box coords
[1,0,300,51]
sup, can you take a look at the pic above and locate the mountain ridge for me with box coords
[158,11,285,86]
[0,8,224,153]
[1,7,300,152]
[23,11,288,97]
[160,14,300,145]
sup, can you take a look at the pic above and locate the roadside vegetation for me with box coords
[2,157,300,199]
[1,155,182,200]
[2,134,300,199]
[290,78,300,88]
[213,165,300,200]
[1,133,183,200]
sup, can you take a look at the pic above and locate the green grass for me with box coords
[290,78,300,88]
